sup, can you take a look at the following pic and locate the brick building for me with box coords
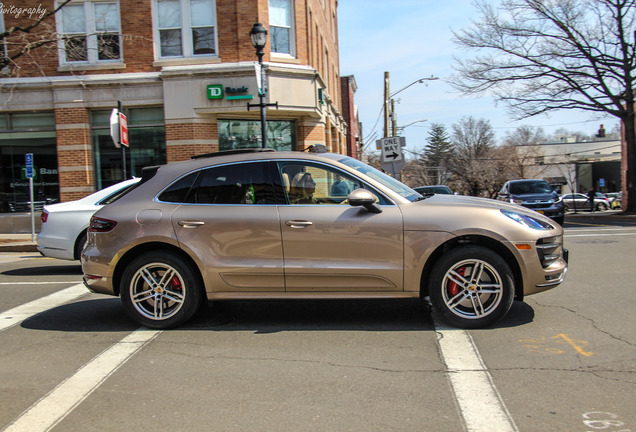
[340,75,360,160]
[0,0,352,212]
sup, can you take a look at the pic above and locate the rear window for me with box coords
[158,171,199,203]
[183,162,279,205]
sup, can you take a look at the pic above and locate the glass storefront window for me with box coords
[91,107,166,189]
[218,119,295,152]
[0,112,58,213]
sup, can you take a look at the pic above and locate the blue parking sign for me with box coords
[25,153,34,179]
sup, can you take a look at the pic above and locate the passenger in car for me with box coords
[290,172,316,204]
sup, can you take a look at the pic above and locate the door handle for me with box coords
[178,220,205,228]
[285,220,313,228]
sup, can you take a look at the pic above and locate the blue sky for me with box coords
[336,0,616,156]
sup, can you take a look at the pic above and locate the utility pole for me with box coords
[391,99,397,137]
[384,71,390,138]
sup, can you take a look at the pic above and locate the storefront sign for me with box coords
[207,84,253,100]
[207,85,223,99]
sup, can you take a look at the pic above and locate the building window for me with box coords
[91,108,166,189]
[0,112,58,213]
[0,13,6,61]
[58,1,122,64]
[269,0,295,56]
[219,120,296,152]
[154,0,217,58]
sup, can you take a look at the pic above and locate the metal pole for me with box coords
[29,177,34,242]
[384,72,390,138]
[258,52,267,149]
[391,98,397,137]
[118,100,127,179]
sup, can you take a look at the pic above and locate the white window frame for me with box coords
[55,0,122,65]
[269,0,296,58]
[152,0,219,59]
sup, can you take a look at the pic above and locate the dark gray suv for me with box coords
[497,180,565,225]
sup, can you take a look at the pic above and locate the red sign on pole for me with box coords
[119,112,129,147]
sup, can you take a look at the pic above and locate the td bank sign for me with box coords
[207,85,254,100]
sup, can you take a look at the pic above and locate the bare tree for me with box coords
[502,125,549,179]
[0,1,71,72]
[450,0,636,211]
[449,116,498,196]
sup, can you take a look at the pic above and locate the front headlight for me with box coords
[554,196,562,203]
[501,209,555,230]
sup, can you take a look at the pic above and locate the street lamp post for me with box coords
[384,75,438,138]
[248,23,279,149]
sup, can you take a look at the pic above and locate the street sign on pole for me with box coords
[25,153,35,241]
[25,153,34,179]
[376,136,406,149]
[377,137,406,177]
[119,112,129,147]
[110,108,120,148]
[110,102,128,179]
[378,137,404,164]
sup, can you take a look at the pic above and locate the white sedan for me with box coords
[37,178,139,260]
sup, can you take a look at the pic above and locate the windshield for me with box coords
[509,180,553,194]
[329,155,421,201]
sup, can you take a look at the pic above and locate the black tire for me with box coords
[596,202,607,211]
[120,251,202,329]
[428,246,515,329]
[74,230,87,261]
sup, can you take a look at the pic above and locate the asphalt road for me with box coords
[0,217,635,432]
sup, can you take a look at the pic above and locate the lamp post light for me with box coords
[250,23,269,148]
[384,75,438,137]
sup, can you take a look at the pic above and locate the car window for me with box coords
[185,161,279,205]
[97,182,140,206]
[276,161,387,205]
[158,171,200,203]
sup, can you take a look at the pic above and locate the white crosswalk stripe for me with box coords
[0,284,88,332]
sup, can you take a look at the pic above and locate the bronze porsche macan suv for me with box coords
[82,149,568,329]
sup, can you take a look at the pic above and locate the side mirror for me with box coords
[348,189,382,213]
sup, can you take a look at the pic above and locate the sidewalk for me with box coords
[0,233,38,253]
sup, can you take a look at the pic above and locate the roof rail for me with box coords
[191,148,276,160]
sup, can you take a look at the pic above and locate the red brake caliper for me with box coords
[170,276,182,291]
[448,266,466,297]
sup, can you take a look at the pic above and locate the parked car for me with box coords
[605,192,622,209]
[414,185,453,195]
[497,179,565,225]
[561,192,611,212]
[37,178,140,260]
[82,150,568,330]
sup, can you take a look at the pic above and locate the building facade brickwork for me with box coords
[0,0,355,213]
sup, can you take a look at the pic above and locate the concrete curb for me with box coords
[0,243,38,252]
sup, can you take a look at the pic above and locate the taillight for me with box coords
[40,211,48,223]
[89,216,117,232]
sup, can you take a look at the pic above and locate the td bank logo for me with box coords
[207,85,223,99]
